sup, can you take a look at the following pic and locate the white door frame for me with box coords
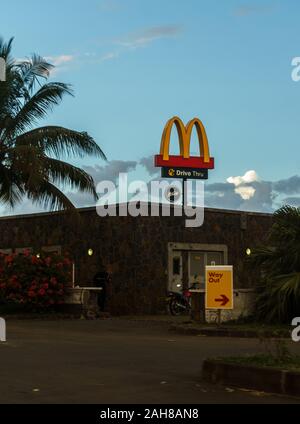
[168,242,228,291]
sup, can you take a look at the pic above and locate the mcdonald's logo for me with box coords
[155,117,214,170]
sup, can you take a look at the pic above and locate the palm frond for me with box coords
[43,157,97,198]
[0,164,24,207]
[27,180,76,211]
[16,126,106,159]
[251,205,300,323]
[256,273,300,323]
[15,54,54,93]
[0,37,105,213]
[271,205,300,244]
[0,37,14,62]
[5,82,73,137]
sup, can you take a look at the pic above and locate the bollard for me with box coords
[191,292,205,323]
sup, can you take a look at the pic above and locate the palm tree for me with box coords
[250,205,300,323]
[0,38,106,211]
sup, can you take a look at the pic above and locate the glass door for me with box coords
[169,252,183,293]
[188,251,224,289]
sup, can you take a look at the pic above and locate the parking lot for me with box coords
[0,318,299,404]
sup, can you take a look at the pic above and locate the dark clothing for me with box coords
[93,271,110,310]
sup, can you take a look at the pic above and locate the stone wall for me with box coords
[0,204,272,315]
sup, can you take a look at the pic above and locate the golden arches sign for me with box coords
[155,116,214,170]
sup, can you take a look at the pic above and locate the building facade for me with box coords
[0,204,272,316]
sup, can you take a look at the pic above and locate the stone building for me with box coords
[0,204,272,317]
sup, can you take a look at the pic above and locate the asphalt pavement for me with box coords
[0,318,299,404]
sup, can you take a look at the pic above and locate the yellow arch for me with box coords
[160,117,187,161]
[160,116,211,162]
[186,118,210,164]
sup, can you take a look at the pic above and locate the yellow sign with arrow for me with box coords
[205,266,233,310]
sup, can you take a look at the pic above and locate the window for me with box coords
[190,252,205,278]
[207,252,223,266]
[188,251,225,289]
[173,257,181,275]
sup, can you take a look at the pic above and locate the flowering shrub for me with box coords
[0,251,72,309]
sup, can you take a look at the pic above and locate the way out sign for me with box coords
[205,266,233,310]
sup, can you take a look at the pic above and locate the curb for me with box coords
[1,312,112,321]
[169,324,290,338]
[202,359,300,397]
[1,314,81,321]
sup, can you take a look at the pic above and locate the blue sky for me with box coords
[1,0,300,214]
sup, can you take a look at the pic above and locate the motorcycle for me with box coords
[167,285,193,316]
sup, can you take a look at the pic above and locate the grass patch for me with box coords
[219,355,300,372]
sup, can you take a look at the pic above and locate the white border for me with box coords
[205,265,234,310]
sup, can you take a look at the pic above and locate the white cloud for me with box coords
[234,5,274,17]
[2,159,298,217]
[45,55,74,67]
[89,25,182,66]
[226,170,259,200]
[227,170,259,187]
[206,170,274,212]
[234,186,256,200]
[115,25,183,50]
[44,55,75,75]
[100,52,119,62]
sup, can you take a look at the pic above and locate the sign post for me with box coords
[155,117,216,322]
[205,266,234,323]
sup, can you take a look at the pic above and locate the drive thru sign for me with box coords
[205,266,233,310]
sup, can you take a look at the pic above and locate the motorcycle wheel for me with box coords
[169,297,186,316]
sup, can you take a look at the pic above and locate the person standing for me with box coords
[93,265,112,311]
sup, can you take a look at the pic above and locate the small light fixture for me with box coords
[88,249,94,257]
[36,253,41,259]
[246,248,252,256]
